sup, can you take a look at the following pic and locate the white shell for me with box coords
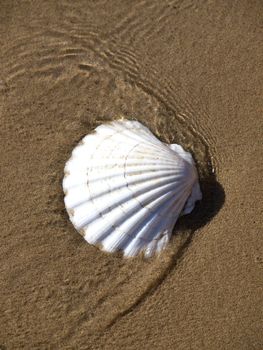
[63,119,202,258]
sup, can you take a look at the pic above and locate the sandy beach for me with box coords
[0,1,262,349]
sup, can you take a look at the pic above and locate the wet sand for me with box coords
[0,1,262,349]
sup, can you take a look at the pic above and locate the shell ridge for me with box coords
[101,192,178,254]
[64,166,186,206]
[96,123,161,147]
[83,177,192,250]
[63,168,181,191]
[72,178,187,229]
[73,177,190,239]
[66,157,194,232]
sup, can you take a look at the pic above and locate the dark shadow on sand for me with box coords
[168,175,225,265]
[176,175,225,232]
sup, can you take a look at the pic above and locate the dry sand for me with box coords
[0,1,262,349]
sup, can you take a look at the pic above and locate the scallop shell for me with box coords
[63,119,202,258]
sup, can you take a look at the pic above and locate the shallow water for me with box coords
[0,1,262,349]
